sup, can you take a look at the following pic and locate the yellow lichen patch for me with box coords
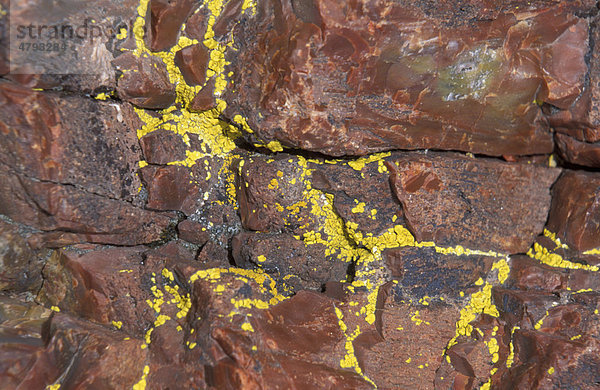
[347,152,391,171]
[534,311,549,330]
[583,248,600,255]
[334,306,377,388]
[548,366,555,375]
[46,385,60,390]
[506,326,520,368]
[50,306,60,312]
[492,257,510,284]
[486,337,499,363]
[112,320,123,329]
[241,322,254,332]
[527,243,598,271]
[543,229,568,250]
[351,201,366,213]
[132,365,150,390]
[410,310,430,326]
[95,92,109,100]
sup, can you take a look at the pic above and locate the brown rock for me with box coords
[0,169,173,247]
[224,1,591,157]
[146,0,198,52]
[546,13,600,144]
[113,52,176,109]
[140,129,188,165]
[0,81,144,203]
[177,219,210,246]
[18,313,148,389]
[387,152,560,254]
[546,171,600,252]
[189,78,217,112]
[555,133,600,168]
[0,295,51,389]
[183,8,209,41]
[232,231,348,292]
[174,44,209,86]
[237,155,319,233]
[0,220,51,293]
[140,165,201,213]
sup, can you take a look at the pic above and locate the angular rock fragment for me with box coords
[225,1,591,156]
[174,44,209,86]
[546,171,600,251]
[555,133,600,168]
[177,219,210,246]
[114,52,176,109]
[189,78,217,112]
[146,0,198,52]
[387,152,560,254]
[140,165,201,213]
[140,129,188,165]
[232,231,348,292]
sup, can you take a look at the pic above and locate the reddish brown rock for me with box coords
[113,52,176,109]
[0,220,51,293]
[140,129,188,165]
[0,81,144,203]
[546,171,600,252]
[177,219,210,246]
[146,0,198,52]
[189,78,217,112]
[555,133,600,168]
[18,313,148,389]
[387,152,560,254]
[174,44,209,86]
[0,169,173,247]
[237,155,318,233]
[140,165,201,214]
[546,13,600,144]
[224,1,592,157]
[232,231,348,292]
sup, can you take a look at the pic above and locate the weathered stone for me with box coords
[555,133,600,168]
[174,44,209,86]
[546,171,600,252]
[141,165,201,213]
[0,169,173,247]
[189,78,217,112]
[0,81,144,203]
[232,231,348,292]
[0,220,50,293]
[310,155,404,238]
[178,219,210,246]
[113,52,176,109]
[237,155,319,233]
[146,0,198,52]
[140,129,188,165]
[383,246,494,300]
[18,313,148,389]
[183,7,209,41]
[546,12,600,144]
[387,152,560,254]
[224,1,592,157]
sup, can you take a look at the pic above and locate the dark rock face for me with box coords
[387,152,560,254]
[146,0,198,52]
[225,0,590,157]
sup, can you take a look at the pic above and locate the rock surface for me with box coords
[224,0,592,157]
[1,0,600,389]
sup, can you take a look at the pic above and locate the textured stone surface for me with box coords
[146,0,198,51]
[546,171,600,252]
[388,153,560,254]
[555,133,600,168]
[114,52,176,109]
[224,0,591,157]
